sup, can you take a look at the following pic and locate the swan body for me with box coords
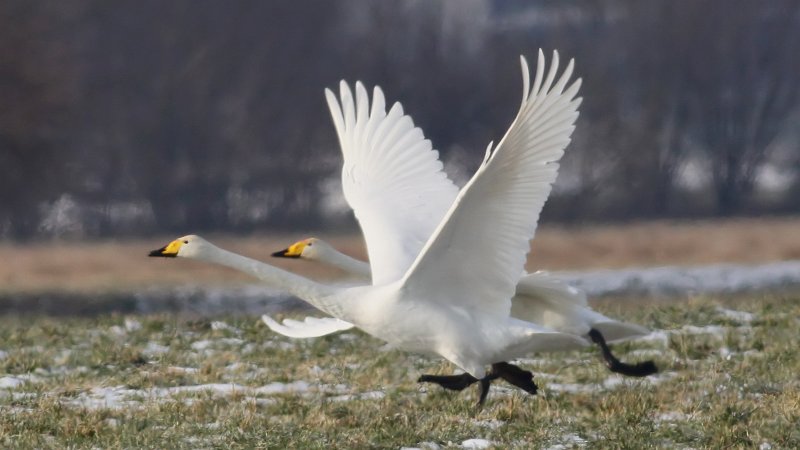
[272,237,648,342]
[152,234,587,378]
[153,51,655,403]
[152,51,587,380]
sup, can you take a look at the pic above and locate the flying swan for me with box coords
[271,237,656,377]
[151,51,647,405]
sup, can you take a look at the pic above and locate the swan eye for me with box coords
[307,243,313,247]
[183,240,189,244]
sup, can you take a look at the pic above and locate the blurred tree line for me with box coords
[1,0,798,240]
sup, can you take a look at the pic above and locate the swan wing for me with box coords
[261,315,354,338]
[516,271,588,307]
[401,50,581,317]
[326,82,459,285]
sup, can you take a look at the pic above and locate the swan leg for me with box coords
[588,328,658,377]
[477,374,496,405]
[417,373,479,391]
[491,362,538,395]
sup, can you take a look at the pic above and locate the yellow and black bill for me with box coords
[271,240,307,258]
[148,239,183,257]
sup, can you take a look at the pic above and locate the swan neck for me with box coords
[323,248,371,278]
[199,245,339,314]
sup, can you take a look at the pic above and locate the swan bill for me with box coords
[148,240,182,257]
[271,240,308,258]
[271,248,301,258]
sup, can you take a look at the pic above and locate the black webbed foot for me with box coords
[491,362,538,395]
[419,362,538,407]
[417,373,479,391]
[588,328,658,377]
[477,362,537,406]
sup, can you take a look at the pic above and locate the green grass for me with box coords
[0,294,798,449]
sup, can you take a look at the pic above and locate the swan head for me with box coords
[271,237,328,261]
[149,234,214,259]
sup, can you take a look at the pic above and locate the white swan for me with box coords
[266,50,655,377]
[271,237,650,342]
[151,51,626,404]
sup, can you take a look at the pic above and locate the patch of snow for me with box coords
[225,362,257,372]
[473,419,505,430]
[211,321,241,334]
[760,442,773,450]
[641,324,741,347]
[142,342,169,357]
[716,307,755,323]
[0,377,26,389]
[548,371,678,394]
[625,349,665,358]
[254,381,311,395]
[419,443,442,450]
[681,325,728,338]
[191,340,213,351]
[59,380,383,411]
[153,383,249,396]
[655,411,691,422]
[557,260,800,297]
[461,438,492,449]
[124,318,142,331]
[402,444,441,450]
[66,386,144,410]
[602,377,625,389]
[329,390,385,402]
[166,366,199,375]
[544,433,588,449]
[0,350,8,360]
[546,382,595,394]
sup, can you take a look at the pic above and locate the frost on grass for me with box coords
[544,433,588,450]
[460,439,492,449]
[20,380,386,411]
[0,294,794,448]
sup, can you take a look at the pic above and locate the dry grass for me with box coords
[1,217,799,294]
[0,293,798,448]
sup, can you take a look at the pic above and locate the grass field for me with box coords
[1,293,798,448]
[1,216,799,295]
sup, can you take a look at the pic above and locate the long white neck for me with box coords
[197,245,344,317]
[319,247,371,278]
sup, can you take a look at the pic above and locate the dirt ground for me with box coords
[1,217,798,293]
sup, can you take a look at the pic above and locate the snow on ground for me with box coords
[124,260,800,315]
[460,439,493,449]
[48,381,382,411]
[544,433,588,450]
[556,260,800,297]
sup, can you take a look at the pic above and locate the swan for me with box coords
[272,237,656,375]
[151,51,629,405]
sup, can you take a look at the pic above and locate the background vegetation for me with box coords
[2,0,799,240]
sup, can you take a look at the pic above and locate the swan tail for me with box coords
[261,315,355,338]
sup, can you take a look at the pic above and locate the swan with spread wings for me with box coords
[151,51,651,405]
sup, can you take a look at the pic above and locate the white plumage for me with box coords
[152,51,653,402]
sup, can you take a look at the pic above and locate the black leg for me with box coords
[477,375,494,406]
[419,362,539,406]
[588,328,658,377]
[417,373,479,391]
[491,362,538,395]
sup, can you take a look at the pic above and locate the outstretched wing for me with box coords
[401,50,582,318]
[261,315,354,338]
[326,82,459,285]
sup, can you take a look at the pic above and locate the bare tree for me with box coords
[685,0,800,214]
